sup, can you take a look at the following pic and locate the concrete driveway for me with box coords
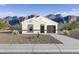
[50,34,79,53]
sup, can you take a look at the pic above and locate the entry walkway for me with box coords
[0,34,79,53]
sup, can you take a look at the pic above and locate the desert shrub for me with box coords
[63,30,70,36]
[12,30,19,35]
[63,25,70,30]
[10,24,22,34]
[69,21,79,30]
[12,24,21,30]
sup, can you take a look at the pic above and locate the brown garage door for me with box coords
[47,25,56,33]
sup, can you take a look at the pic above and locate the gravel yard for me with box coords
[69,30,79,40]
[0,33,62,44]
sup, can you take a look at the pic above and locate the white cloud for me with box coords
[0,9,79,18]
[54,9,79,16]
[0,11,27,18]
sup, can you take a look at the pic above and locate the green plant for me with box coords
[63,25,70,30]
[12,30,19,35]
[69,21,79,30]
[63,22,79,30]
[0,22,8,29]
[63,30,70,36]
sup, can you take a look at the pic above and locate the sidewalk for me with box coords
[0,44,60,54]
[0,44,33,53]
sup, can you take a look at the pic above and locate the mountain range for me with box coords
[0,14,79,26]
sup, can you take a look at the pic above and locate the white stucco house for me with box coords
[21,16,58,34]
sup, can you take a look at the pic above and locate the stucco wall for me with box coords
[21,17,58,34]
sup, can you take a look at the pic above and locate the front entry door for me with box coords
[40,25,44,33]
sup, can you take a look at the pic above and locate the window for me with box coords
[28,24,33,32]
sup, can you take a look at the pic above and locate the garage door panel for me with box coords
[47,25,56,33]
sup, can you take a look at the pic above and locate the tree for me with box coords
[63,21,79,30]
[69,21,79,30]
[0,22,8,29]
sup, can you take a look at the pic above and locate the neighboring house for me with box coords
[21,16,58,34]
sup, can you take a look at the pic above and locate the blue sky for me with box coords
[0,4,79,17]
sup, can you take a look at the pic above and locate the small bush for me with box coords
[12,30,19,35]
[63,30,70,36]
